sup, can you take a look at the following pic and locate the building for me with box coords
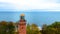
[18,14,26,34]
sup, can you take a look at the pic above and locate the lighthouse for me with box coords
[18,14,26,34]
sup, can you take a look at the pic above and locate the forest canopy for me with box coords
[0,21,60,34]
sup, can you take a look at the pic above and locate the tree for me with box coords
[0,21,8,34]
[41,22,60,34]
[26,23,31,34]
[8,22,15,34]
[27,23,41,34]
[50,22,60,34]
[42,24,47,34]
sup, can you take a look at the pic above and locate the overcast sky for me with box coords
[0,0,60,11]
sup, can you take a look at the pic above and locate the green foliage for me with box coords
[27,23,41,34]
[0,21,60,34]
[42,22,60,34]
[8,22,15,34]
[0,21,15,34]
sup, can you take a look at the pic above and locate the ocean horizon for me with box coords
[0,12,60,27]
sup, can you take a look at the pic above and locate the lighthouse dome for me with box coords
[21,14,25,16]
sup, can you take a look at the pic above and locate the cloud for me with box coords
[0,2,19,11]
[0,0,60,11]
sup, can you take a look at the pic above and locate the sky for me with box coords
[0,0,60,11]
[0,0,60,28]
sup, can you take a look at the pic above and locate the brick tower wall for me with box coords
[18,16,26,34]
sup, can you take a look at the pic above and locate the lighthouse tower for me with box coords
[18,14,26,34]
